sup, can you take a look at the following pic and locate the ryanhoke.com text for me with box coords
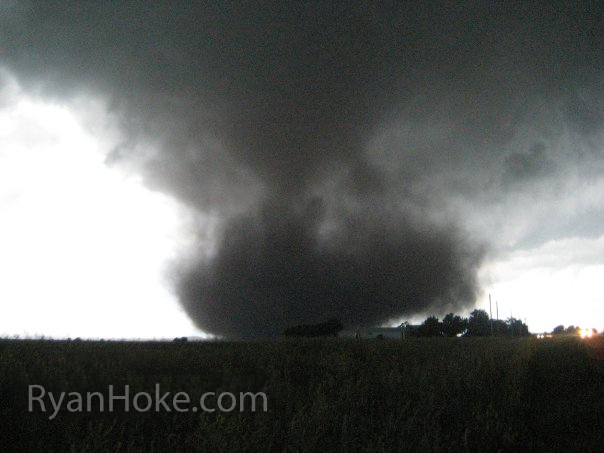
[28,384,268,420]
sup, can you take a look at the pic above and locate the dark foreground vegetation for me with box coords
[284,318,344,337]
[1,336,602,452]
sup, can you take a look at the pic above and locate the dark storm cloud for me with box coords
[503,143,556,184]
[1,1,603,337]
[178,200,484,338]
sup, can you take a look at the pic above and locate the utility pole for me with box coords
[511,310,514,336]
[489,294,493,336]
[496,301,499,321]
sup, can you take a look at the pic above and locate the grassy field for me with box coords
[1,336,602,452]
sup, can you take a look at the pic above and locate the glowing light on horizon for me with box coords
[580,327,594,339]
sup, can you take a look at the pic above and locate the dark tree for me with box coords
[492,319,508,336]
[466,309,491,336]
[552,325,565,335]
[565,325,579,335]
[418,316,442,337]
[508,318,530,336]
[442,313,466,337]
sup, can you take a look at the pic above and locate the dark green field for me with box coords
[1,336,602,452]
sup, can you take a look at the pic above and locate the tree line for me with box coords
[551,325,598,335]
[282,309,531,338]
[413,309,530,337]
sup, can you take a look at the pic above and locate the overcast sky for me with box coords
[1,1,603,338]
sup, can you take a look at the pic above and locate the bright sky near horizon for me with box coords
[0,76,602,338]
[0,77,206,339]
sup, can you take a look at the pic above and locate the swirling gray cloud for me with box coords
[1,1,602,337]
